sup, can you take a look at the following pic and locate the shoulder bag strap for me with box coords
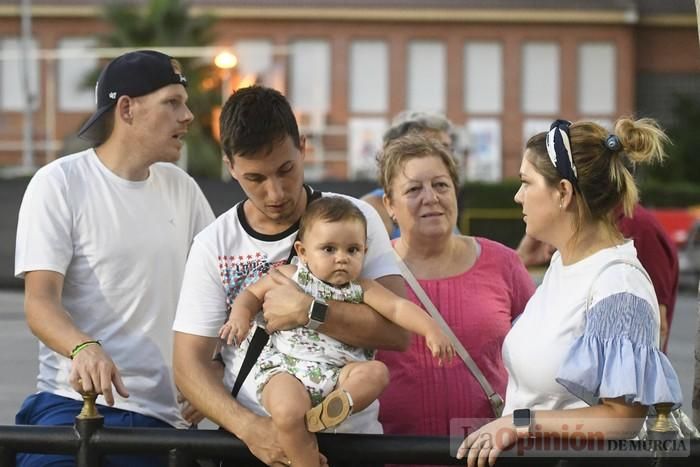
[231,189,323,398]
[393,250,504,417]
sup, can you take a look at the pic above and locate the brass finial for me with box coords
[77,392,101,420]
[646,402,678,441]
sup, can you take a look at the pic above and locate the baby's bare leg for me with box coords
[262,372,319,467]
[305,361,389,432]
[337,360,390,412]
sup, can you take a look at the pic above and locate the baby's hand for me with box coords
[218,316,251,346]
[425,327,455,366]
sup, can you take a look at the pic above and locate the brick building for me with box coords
[0,0,698,180]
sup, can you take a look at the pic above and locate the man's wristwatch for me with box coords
[513,408,533,438]
[306,298,328,330]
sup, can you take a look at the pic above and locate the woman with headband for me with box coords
[457,118,683,467]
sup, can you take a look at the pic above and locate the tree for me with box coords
[97,0,222,177]
[646,93,700,185]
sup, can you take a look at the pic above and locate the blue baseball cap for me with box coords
[78,50,188,144]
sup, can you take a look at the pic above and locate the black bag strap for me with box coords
[393,249,504,418]
[230,326,269,397]
[230,188,322,398]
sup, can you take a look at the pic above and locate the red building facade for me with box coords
[0,0,697,180]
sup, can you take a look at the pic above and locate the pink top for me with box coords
[377,237,535,436]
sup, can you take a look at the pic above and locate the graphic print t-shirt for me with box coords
[173,190,398,415]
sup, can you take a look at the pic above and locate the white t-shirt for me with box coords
[502,241,660,415]
[15,149,214,428]
[173,189,399,433]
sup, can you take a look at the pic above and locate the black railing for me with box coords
[1,395,699,466]
[2,424,700,466]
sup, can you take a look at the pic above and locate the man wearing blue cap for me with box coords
[14,50,214,466]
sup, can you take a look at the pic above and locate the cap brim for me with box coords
[77,103,116,144]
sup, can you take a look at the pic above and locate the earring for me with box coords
[559,202,563,209]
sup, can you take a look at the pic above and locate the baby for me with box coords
[219,196,454,467]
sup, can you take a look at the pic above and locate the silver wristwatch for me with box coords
[306,298,328,330]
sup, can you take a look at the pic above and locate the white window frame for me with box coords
[58,37,97,112]
[349,40,388,113]
[577,42,617,115]
[521,42,560,115]
[234,39,274,77]
[289,39,331,116]
[464,42,503,114]
[406,40,446,113]
[1,37,40,111]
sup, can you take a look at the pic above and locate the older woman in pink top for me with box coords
[375,135,535,438]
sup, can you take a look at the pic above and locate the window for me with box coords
[464,42,503,113]
[521,42,560,114]
[522,118,552,147]
[578,42,616,115]
[58,37,97,111]
[466,118,502,181]
[407,40,445,112]
[290,40,330,115]
[349,40,388,113]
[234,39,273,77]
[1,37,39,111]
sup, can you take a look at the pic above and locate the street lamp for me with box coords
[214,50,238,70]
[214,49,238,101]
[214,50,238,103]
[214,49,237,180]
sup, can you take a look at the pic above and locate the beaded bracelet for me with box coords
[70,340,101,359]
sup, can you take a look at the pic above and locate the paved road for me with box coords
[0,290,33,424]
[0,289,697,424]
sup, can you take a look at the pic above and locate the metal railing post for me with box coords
[75,392,103,467]
[646,403,680,467]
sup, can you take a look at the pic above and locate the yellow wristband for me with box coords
[69,340,101,359]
